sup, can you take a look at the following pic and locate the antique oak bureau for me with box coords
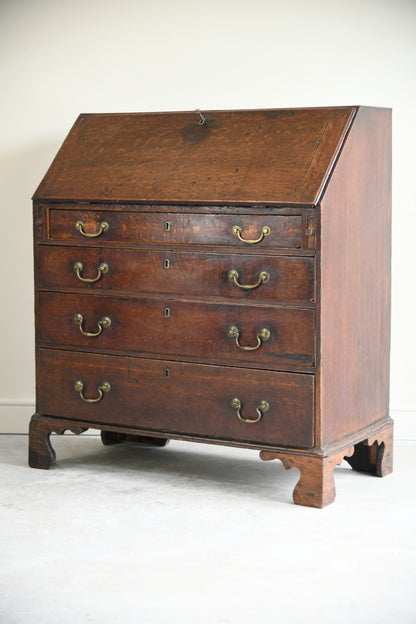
[30,106,393,507]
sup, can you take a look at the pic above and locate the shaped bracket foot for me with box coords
[28,414,88,469]
[344,421,393,477]
[260,447,354,508]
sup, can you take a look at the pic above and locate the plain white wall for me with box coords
[0,0,415,435]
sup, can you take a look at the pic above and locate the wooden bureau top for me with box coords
[33,106,359,206]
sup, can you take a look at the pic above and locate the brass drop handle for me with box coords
[232,225,271,244]
[73,261,109,283]
[227,269,270,290]
[230,397,269,423]
[75,220,109,238]
[227,325,270,351]
[73,313,111,337]
[74,380,111,403]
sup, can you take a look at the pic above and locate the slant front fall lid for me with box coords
[33,107,357,205]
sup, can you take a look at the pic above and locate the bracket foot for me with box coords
[29,414,88,469]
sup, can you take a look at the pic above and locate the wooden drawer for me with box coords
[37,292,315,368]
[37,348,314,448]
[37,245,315,303]
[48,208,309,249]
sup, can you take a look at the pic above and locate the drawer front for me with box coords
[48,209,307,249]
[37,348,314,448]
[37,245,315,303]
[37,292,315,368]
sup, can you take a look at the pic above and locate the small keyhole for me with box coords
[164,368,170,378]
[164,258,170,269]
[164,307,170,318]
[164,221,171,232]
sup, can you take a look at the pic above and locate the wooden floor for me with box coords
[0,435,415,623]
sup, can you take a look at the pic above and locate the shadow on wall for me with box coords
[0,140,63,205]
[0,140,63,417]
[0,139,63,300]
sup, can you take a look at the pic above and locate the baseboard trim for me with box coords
[0,401,35,434]
[0,402,101,435]
[390,405,416,441]
[0,401,415,440]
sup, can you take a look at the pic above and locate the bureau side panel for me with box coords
[319,107,391,446]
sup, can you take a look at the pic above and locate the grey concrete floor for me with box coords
[0,434,415,624]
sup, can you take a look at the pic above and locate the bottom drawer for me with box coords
[36,349,314,448]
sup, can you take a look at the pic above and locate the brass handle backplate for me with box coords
[75,220,109,238]
[230,397,269,423]
[227,325,270,351]
[232,225,271,244]
[74,380,111,403]
[73,313,111,337]
[227,269,270,290]
[73,261,109,283]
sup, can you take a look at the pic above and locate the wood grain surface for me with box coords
[33,107,355,204]
[36,291,315,369]
[48,209,306,249]
[318,107,392,445]
[36,348,314,448]
[31,106,393,507]
[37,244,315,303]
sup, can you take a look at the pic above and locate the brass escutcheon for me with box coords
[74,380,111,403]
[75,220,109,238]
[232,225,271,244]
[230,397,269,423]
[227,325,270,351]
[73,313,111,337]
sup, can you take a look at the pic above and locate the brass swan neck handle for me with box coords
[73,313,111,337]
[75,220,109,238]
[232,225,270,244]
[73,261,109,283]
[227,269,270,290]
[74,380,111,403]
[230,397,269,423]
[227,325,270,351]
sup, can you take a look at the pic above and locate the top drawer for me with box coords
[47,208,313,250]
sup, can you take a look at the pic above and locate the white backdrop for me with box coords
[0,0,415,435]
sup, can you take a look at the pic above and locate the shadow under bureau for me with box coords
[30,106,393,507]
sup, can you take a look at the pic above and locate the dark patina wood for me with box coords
[36,291,315,369]
[30,106,393,507]
[37,245,315,303]
[344,421,393,477]
[48,209,306,249]
[29,414,88,469]
[317,107,392,446]
[36,348,315,448]
[29,414,169,469]
[33,108,355,205]
[260,420,393,507]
